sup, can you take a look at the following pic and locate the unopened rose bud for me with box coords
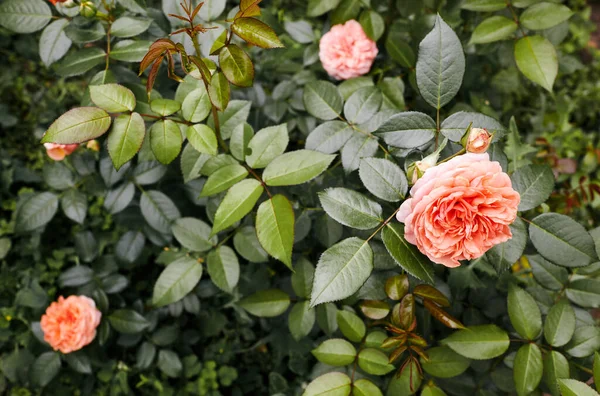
[80,1,97,18]
[86,140,100,152]
[463,127,492,154]
[407,160,432,185]
[62,0,77,8]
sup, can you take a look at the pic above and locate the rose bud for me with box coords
[80,1,97,18]
[86,140,100,152]
[462,127,492,154]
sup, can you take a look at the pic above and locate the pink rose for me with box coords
[319,20,378,80]
[465,127,492,154]
[397,153,520,268]
[44,143,78,161]
[40,295,102,354]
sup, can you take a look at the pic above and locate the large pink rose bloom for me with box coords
[319,20,378,80]
[397,153,520,268]
[40,295,102,354]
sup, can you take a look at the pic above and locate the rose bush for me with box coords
[0,0,600,395]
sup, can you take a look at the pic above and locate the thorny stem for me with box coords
[366,206,403,243]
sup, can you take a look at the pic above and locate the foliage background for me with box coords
[1,0,600,395]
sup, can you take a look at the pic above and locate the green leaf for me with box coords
[219,44,254,87]
[234,226,268,263]
[344,87,382,125]
[61,189,87,224]
[0,0,51,34]
[140,190,181,234]
[440,111,506,142]
[441,325,510,360]
[544,302,576,347]
[310,237,373,307]
[508,283,542,340]
[107,113,145,170]
[304,372,351,396]
[15,192,59,233]
[386,359,422,395]
[136,342,156,370]
[200,163,248,197]
[312,338,356,366]
[238,289,290,317]
[512,0,544,6]
[39,19,72,67]
[529,213,598,267]
[514,344,543,396]
[382,223,435,284]
[359,157,408,202]
[511,164,554,211]
[514,35,557,92]
[57,47,106,77]
[528,254,568,291]
[41,107,111,144]
[150,120,182,165]
[416,15,465,109]
[108,309,150,333]
[558,379,600,396]
[157,350,182,378]
[110,16,152,38]
[186,124,218,156]
[230,123,253,161]
[386,28,416,68]
[288,301,316,340]
[543,350,570,396]
[208,71,230,111]
[212,179,263,235]
[566,279,600,308]
[182,87,211,123]
[256,195,295,269]
[150,99,181,117]
[64,352,92,374]
[208,100,251,139]
[521,3,573,30]
[303,81,344,120]
[307,0,340,16]
[199,0,226,20]
[565,326,600,358]
[306,121,354,154]
[109,40,151,62]
[30,352,61,387]
[469,16,518,45]
[359,10,385,41]
[486,217,527,273]
[246,124,289,169]
[232,17,284,48]
[375,111,436,148]
[461,0,506,11]
[337,310,366,342]
[104,182,135,214]
[420,385,447,396]
[358,348,395,375]
[263,150,335,186]
[421,346,470,378]
[171,217,214,252]
[207,246,240,293]
[353,379,383,396]
[291,258,314,299]
[153,256,203,307]
[319,188,382,230]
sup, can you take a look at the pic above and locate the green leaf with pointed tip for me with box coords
[358,348,395,375]
[305,121,354,154]
[107,113,145,170]
[288,301,316,340]
[469,16,517,45]
[30,352,61,387]
[312,338,356,366]
[181,87,211,123]
[543,350,569,396]
[353,379,383,396]
[263,150,335,186]
[15,192,59,233]
[337,310,366,342]
[359,157,408,202]
[0,0,51,34]
[171,217,214,252]
[207,245,239,293]
[232,17,284,48]
[461,0,506,11]
[219,44,254,87]
[416,15,465,109]
[90,84,136,112]
[304,372,351,396]
[374,111,436,148]
[359,10,385,41]
[565,326,600,358]
[594,353,600,393]
[558,379,600,396]
[440,325,509,360]
[208,71,230,111]
[303,80,344,120]
[41,107,111,144]
[212,179,263,235]
[238,289,290,317]
[344,87,382,124]
[140,190,181,234]
[57,47,106,77]
[514,344,543,396]
[310,237,373,307]
[514,35,557,92]
[318,188,382,230]
[521,3,573,30]
[508,283,542,340]
[111,16,152,38]
[150,98,181,116]
[421,346,470,379]
[382,223,435,284]
[566,279,600,308]
[108,309,150,333]
[150,120,182,165]
[153,256,203,307]
[186,124,218,156]
[544,302,576,347]
[246,124,289,169]
[40,19,72,67]
[200,164,248,197]
[256,195,295,269]
[230,123,253,161]
[511,164,554,211]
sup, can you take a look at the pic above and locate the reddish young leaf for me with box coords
[423,299,465,329]
[413,284,450,307]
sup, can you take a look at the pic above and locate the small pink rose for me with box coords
[44,143,78,161]
[465,128,492,154]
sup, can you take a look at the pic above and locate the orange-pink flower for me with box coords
[40,295,102,354]
[44,143,78,161]
[319,20,378,80]
[397,153,520,268]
